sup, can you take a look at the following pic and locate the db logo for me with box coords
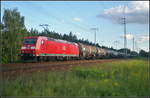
[62,46,66,51]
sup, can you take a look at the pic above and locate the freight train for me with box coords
[20,36,128,61]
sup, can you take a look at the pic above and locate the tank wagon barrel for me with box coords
[78,43,98,59]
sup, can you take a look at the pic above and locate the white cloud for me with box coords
[126,34,134,40]
[121,34,149,42]
[121,34,134,40]
[136,35,149,43]
[98,1,149,24]
[73,17,81,22]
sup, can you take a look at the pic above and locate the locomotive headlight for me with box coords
[21,46,26,49]
[30,46,35,49]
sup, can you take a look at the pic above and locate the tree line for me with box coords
[0,8,149,64]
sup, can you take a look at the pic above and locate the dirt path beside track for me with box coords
[1,59,124,80]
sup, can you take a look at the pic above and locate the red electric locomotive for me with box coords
[20,36,79,61]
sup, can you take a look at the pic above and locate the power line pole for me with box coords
[90,28,98,44]
[122,6,127,56]
[95,29,96,44]
[134,40,139,53]
[132,36,135,51]
[114,41,119,49]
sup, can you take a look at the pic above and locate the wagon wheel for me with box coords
[37,56,43,62]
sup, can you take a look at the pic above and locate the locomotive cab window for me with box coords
[23,38,37,44]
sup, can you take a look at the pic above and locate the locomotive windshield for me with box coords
[23,38,37,44]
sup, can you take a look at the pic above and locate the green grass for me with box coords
[1,59,149,96]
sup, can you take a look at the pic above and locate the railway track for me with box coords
[1,59,122,79]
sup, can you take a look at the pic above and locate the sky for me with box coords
[1,1,149,52]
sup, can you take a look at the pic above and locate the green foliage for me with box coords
[29,28,39,36]
[0,8,28,64]
[2,59,149,96]
[139,49,149,57]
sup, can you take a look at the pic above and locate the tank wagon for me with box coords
[20,36,128,61]
[78,43,97,59]
[97,48,107,58]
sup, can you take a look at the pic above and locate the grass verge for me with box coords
[1,59,149,96]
